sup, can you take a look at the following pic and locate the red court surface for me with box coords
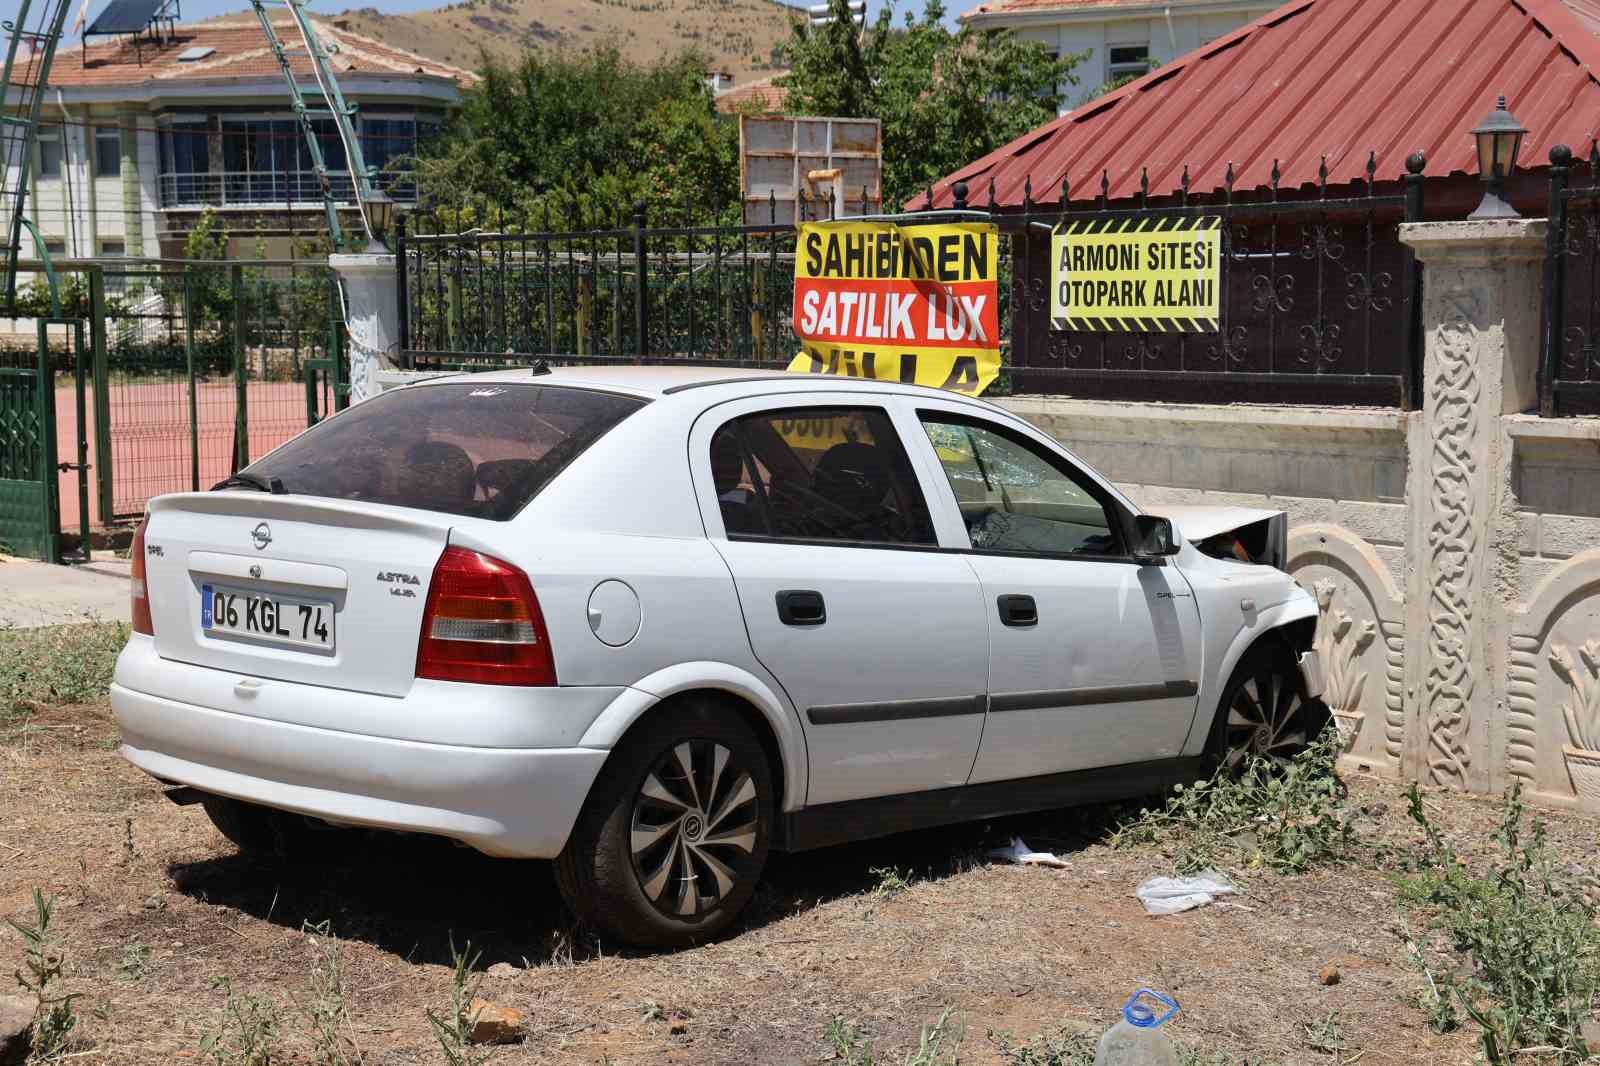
[55,381,316,531]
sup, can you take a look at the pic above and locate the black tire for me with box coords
[199,795,346,861]
[555,698,773,949]
[1202,640,1330,776]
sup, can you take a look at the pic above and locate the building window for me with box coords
[36,131,62,179]
[99,238,127,292]
[1107,44,1151,81]
[159,121,212,205]
[95,127,122,177]
[43,237,66,257]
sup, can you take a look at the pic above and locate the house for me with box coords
[6,14,474,264]
[958,0,1282,109]
[917,0,1600,407]
[715,72,789,115]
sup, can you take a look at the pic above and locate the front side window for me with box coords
[921,414,1122,557]
[711,406,935,547]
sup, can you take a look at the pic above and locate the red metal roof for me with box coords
[918,0,1600,209]
[46,17,475,89]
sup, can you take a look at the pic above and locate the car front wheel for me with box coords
[555,699,773,949]
[1205,642,1329,775]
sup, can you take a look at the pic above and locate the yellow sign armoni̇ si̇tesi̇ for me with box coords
[788,220,1001,396]
[1050,216,1222,333]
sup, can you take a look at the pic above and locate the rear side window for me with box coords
[246,383,646,519]
[711,406,935,547]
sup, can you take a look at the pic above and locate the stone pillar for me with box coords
[1398,219,1546,793]
[328,253,400,404]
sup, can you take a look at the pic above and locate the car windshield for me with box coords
[242,383,647,519]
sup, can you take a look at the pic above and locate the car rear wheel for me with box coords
[199,795,346,860]
[555,699,773,949]
[1205,642,1329,775]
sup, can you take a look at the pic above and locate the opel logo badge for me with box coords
[251,522,272,551]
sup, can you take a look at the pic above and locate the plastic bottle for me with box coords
[1092,989,1181,1066]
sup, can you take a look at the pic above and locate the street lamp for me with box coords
[1469,95,1527,220]
[361,188,395,252]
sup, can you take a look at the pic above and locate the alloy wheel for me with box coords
[1223,664,1307,772]
[629,740,760,918]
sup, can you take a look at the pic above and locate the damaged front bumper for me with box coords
[1297,649,1324,701]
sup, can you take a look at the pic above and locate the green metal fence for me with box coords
[2,258,347,555]
[95,259,346,522]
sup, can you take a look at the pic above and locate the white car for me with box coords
[112,366,1323,948]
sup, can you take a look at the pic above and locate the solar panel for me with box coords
[85,0,165,36]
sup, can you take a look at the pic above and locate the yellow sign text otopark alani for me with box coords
[789,220,1001,396]
[1051,216,1222,333]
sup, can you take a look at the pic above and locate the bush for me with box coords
[1395,782,1600,1063]
[0,620,128,722]
[1111,731,1355,875]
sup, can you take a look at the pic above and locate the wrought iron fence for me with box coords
[399,156,1425,409]
[1000,154,1426,408]
[1541,142,1600,417]
[399,201,804,372]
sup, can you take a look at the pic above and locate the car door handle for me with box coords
[776,589,827,626]
[997,594,1037,627]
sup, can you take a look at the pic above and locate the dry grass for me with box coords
[10,688,1600,1063]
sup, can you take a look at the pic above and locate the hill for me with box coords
[326,0,802,81]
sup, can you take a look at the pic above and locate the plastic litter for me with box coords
[1093,988,1180,1065]
[986,836,1068,868]
[1134,870,1237,915]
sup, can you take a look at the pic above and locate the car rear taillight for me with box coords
[130,515,154,636]
[416,547,555,686]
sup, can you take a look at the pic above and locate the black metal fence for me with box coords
[398,202,803,372]
[999,154,1425,408]
[398,155,1427,409]
[1542,142,1600,417]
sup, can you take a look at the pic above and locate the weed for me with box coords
[7,888,79,1062]
[1394,782,1600,1063]
[122,817,140,869]
[0,620,128,725]
[117,941,155,983]
[829,1010,961,1066]
[639,1000,665,1023]
[1299,1010,1353,1060]
[298,921,362,1066]
[200,976,279,1066]
[1112,731,1355,875]
[424,937,488,1066]
[870,866,911,898]
[1395,915,1460,1034]
[990,1025,1095,1065]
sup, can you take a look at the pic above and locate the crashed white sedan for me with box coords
[111,366,1323,948]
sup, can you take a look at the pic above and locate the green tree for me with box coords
[778,0,1083,208]
[417,47,741,226]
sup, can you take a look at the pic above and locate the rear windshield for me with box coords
[244,383,646,519]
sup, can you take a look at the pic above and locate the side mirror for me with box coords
[1133,515,1179,562]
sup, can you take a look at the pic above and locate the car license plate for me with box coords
[202,583,334,652]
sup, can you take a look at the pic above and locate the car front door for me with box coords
[691,397,989,806]
[908,405,1203,784]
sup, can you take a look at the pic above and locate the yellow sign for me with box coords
[1050,216,1222,332]
[787,219,1002,396]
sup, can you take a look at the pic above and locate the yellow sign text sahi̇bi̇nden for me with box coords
[788,219,1001,395]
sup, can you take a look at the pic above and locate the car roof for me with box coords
[418,363,1003,407]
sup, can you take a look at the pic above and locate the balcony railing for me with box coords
[158,170,415,209]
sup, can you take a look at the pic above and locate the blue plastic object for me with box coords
[1121,989,1180,1029]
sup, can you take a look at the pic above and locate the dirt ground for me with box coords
[4,696,1584,1065]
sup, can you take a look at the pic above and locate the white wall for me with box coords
[986,2,1276,110]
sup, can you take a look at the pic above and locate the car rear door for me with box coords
[906,402,1203,783]
[691,395,989,806]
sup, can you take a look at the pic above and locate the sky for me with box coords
[0,0,957,32]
